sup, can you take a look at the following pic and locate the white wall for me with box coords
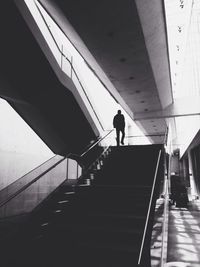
[0,99,54,190]
[175,116,200,157]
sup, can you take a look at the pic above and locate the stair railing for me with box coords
[0,155,69,217]
[138,149,162,265]
[160,139,171,267]
[0,155,65,207]
[0,130,114,218]
[81,130,114,158]
[68,129,114,174]
[34,0,105,131]
[160,174,169,267]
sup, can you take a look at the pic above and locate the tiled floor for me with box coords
[167,200,200,267]
[151,199,200,267]
[151,198,165,267]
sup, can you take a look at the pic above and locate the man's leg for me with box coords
[121,128,125,145]
[116,129,120,146]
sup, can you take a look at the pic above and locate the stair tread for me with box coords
[77,240,140,254]
[54,223,143,234]
[88,212,146,219]
[7,145,161,267]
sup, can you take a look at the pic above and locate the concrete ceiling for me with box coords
[39,0,173,143]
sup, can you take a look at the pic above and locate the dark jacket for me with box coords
[113,114,125,129]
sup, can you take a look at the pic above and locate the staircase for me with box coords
[3,145,162,267]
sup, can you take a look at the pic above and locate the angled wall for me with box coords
[0,1,97,156]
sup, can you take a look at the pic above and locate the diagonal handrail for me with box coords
[160,145,171,267]
[160,178,169,267]
[80,130,114,157]
[0,0,115,211]
[67,129,114,169]
[34,0,104,131]
[0,130,114,209]
[0,156,66,208]
[164,126,169,146]
[138,149,162,265]
[0,155,56,196]
[36,0,120,106]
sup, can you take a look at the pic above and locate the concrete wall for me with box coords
[0,99,54,191]
[177,116,200,158]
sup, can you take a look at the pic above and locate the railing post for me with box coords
[66,158,68,180]
[70,55,73,79]
[61,44,63,70]
[160,146,171,267]
[160,179,169,267]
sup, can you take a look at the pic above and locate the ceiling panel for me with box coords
[39,0,171,143]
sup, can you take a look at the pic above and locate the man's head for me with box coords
[117,110,121,114]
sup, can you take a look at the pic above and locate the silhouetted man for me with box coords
[113,110,125,146]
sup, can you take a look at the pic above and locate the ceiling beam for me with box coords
[134,96,200,120]
[135,0,173,108]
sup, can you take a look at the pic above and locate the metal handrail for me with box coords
[164,126,169,146]
[0,1,115,211]
[0,156,66,208]
[80,130,114,157]
[36,0,120,106]
[0,130,114,208]
[160,145,171,267]
[138,149,162,265]
[71,64,105,130]
[34,0,104,131]
[160,178,169,267]
[67,129,114,169]
[0,154,57,195]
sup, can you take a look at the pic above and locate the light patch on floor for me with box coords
[167,200,200,265]
[151,199,200,266]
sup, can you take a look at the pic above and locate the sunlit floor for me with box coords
[151,198,165,267]
[167,200,200,267]
[151,199,200,267]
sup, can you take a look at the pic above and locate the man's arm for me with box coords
[113,116,116,128]
[122,115,125,128]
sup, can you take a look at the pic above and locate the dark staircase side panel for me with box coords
[1,145,163,267]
